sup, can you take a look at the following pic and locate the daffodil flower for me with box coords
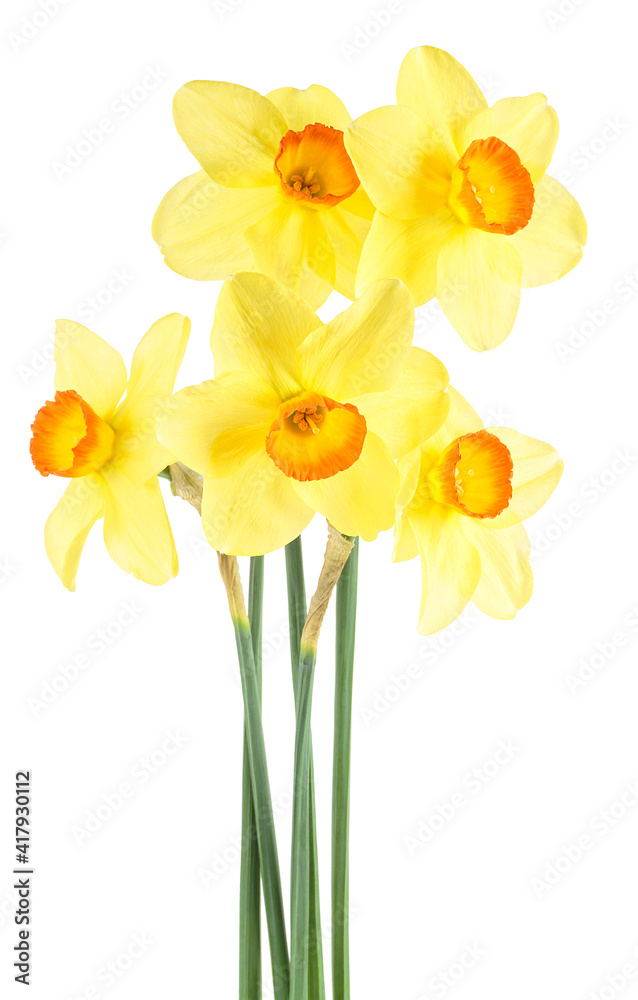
[153,83,375,308]
[157,272,449,556]
[345,46,587,350]
[30,314,190,590]
[394,387,563,633]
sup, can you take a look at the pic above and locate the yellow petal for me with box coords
[266,85,352,131]
[291,431,398,541]
[396,447,423,511]
[320,203,371,299]
[157,373,280,479]
[345,105,450,218]
[113,396,177,486]
[426,386,483,456]
[393,448,422,562]
[108,314,190,484]
[393,514,418,562]
[461,518,533,619]
[172,81,285,186]
[244,201,336,308]
[436,227,523,350]
[152,170,279,280]
[298,278,413,400]
[351,347,450,458]
[201,450,314,555]
[44,474,105,591]
[101,467,178,585]
[118,314,190,417]
[463,94,558,185]
[483,427,563,528]
[396,46,487,166]
[212,271,319,397]
[408,501,482,634]
[355,208,457,306]
[339,187,375,220]
[507,174,587,288]
[54,320,127,420]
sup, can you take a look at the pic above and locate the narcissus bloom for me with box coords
[345,46,587,350]
[153,82,374,308]
[30,315,190,590]
[394,388,563,633]
[157,272,449,555]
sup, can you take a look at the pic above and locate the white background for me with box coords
[2,0,637,997]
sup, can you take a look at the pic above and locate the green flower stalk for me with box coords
[290,527,354,1000]
[286,536,325,999]
[218,552,290,1000]
[332,537,359,1000]
[239,555,265,999]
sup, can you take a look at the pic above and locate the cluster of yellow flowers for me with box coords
[31,46,583,634]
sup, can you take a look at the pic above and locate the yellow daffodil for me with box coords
[153,82,375,308]
[394,387,563,633]
[345,46,587,350]
[157,272,449,556]
[30,314,190,590]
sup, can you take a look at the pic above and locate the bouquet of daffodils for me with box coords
[31,46,584,1000]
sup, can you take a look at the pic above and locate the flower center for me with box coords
[448,136,535,236]
[265,391,366,482]
[289,167,321,197]
[429,429,513,518]
[30,389,115,478]
[274,123,360,209]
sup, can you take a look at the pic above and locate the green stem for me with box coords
[285,538,325,1000]
[332,537,359,1000]
[290,642,319,1000]
[240,556,264,1000]
[227,581,290,1000]
[285,538,306,663]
